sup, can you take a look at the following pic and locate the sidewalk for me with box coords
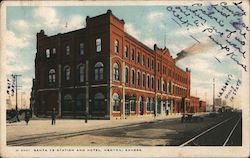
[6,114,182,142]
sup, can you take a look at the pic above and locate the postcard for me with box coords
[0,0,249,158]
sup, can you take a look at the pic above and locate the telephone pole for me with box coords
[12,74,22,121]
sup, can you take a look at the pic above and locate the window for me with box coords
[114,40,119,53]
[157,63,160,72]
[93,93,105,112]
[62,94,72,111]
[137,52,140,63]
[113,63,119,81]
[125,67,129,84]
[46,49,50,58]
[137,71,140,86]
[64,66,70,81]
[52,48,56,54]
[131,48,135,60]
[147,75,150,88]
[65,45,70,55]
[151,98,155,112]
[157,79,160,90]
[113,93,120,112]
[79,65,84,82]
[147,58,150,67]
[151,77,154,89]
[142,73,145,87]
[151,59,154,69]
[96,38,101,52]
[146,98,151,112]
[124,46,128,58]
[139,96,144,114]
[48,69,56,83]
[94,62,104,80]
[80,43,84,55]
[162,80,166,91]
[142,55,145,65]
[76,93,85,111]
[130,97,136,112]
[131,69,135,85]
[168,82,171,93]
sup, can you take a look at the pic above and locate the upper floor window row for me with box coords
[45,48,56,58]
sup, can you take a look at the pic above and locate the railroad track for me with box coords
[180,113,242,146]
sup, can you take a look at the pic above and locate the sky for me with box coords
[3,1,249,109]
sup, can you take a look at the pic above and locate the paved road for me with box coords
[7,112,242,146]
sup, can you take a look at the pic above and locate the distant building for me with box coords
[214,98,222,106]
[34,10,205,119]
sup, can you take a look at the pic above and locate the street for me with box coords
[7,112,242,146]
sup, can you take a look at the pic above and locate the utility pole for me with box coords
[213,78,215,112]
[12,74,22,121]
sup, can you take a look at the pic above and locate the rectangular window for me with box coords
[80,43,84,55]
[130,100,136,112]
[96,38,101,52]
[46,49,50,58]
[137,52,140,63]
[142,74,145,87]
[52,48,56,54]
[147,58,150,67]
[151,59,154,69]
[151,77,154,89]
[124,46,128,58]
[131,48,135,60]
[157,63,160,72]
[142,55,145,65]
[65,45,70,55]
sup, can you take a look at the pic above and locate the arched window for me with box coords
[125,67,129,83]
[151,76,154,89]
[113,63,119,81]
[63,94,72,111]
[142,73,145,87]
[76,93,85,111]
[114,40,119,53]
[113,93,120,112]
[94,62,104,80]
[64,66,70,81]
[162,80,166,92]
[137,71,140,86]
[139,96,144,115]
[147,75,150,88]
[79,65,84,82]
[168,81,171,93]
[93,93,105,112]
[48,69,56,83]
[131,69,135,85]
[146,97,151,112]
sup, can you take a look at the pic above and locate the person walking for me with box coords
[51,107,56,125]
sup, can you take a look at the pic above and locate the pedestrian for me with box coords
[24,110,30,125]
[154,109,156,119]
[51,107,56,125]
[84,111,88,123]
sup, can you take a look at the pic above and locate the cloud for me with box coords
[143,38,157,49]
[124,23,140,39]
[147,12,165,22]
[62,15,86,32]
[11,20,29,32]
[5,30,30,48]
[33,7,60,29]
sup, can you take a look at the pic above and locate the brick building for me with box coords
[34,10,204,119]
